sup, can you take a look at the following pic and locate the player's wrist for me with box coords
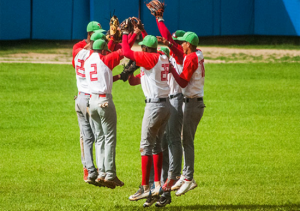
[168,41,173,48]
[156,17,164,22]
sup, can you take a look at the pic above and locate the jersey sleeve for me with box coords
[179,53,199,82]
[134,52,159,70]
[72,40,87,57]
[101,49,124,70]
[72,40,87,67]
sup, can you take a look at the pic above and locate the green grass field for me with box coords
[0,62,299,210]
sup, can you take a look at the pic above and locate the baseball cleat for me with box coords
[86,171,98,184]
[104,176,124,188]
[188,179,198,191]
[83,168,89,183]
[151,185,162,196]
[95,174,107,187]
[171,175,185,191]
[143,194,159,207]
[162,178,177,192]
[155,195,171,207]
[129,186,150,201]
[175,179,197,196]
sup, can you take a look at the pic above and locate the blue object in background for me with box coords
[91,0,139,33]
[32,0,73,40]
[254,0,300,36]
[0,0,299,40]
[0,0,31,40]
[72,0,90,40]
[220,0,254,36]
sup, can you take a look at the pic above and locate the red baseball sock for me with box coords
[153,152,163,182]
[141,155,152,186]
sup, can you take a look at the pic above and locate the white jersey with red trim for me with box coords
[168,55,183,95]
[183,50,205,98]
[84,53,113,95]
[140,54,170,98]
[74,49,93,94]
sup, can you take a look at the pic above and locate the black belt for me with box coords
[184,97,203,103]
[169,93,182,99]
[145,98,167,103]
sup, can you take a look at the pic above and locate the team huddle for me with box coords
[72,0,205,207]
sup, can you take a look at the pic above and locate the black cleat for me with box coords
[155,196,171,207]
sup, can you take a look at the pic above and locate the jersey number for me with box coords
[90,64,98,81]
[161,64,169,81]
[76,59,85,77]
[199,59,205,77]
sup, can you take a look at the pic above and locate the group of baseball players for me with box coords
[72,0,205,207]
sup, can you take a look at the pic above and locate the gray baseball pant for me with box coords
[182,98,205,180]
[140,99,171,156]
[89,94,117,180]
[161,93,183,199]
[162,93,184,180]
[75,92,97,174]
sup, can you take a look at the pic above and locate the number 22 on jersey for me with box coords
[161,64,169,81]
[76,59,85,77]
[90,64,98,81]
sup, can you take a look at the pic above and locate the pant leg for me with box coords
[94,95,117,180]
[75,93,96,173]
[167,94,184,180]
[90,95,106,175]
[160,131,169,184]
[141,101,171,156]
[182,99,205,180]
[140,101,170,186]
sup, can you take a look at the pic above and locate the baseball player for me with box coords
[122,32,171,201]
[72,22,105,184]
[168,31,205,196]
[72,21,105,67]
[143,1,187,206]
[84,39,125,189]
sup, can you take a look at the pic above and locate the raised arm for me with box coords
[169,64,188,88]
[101,49,124,70]
[157,36,184,64]
[122,34,135,61]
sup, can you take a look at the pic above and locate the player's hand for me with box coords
[156,36,169,46]
[169,63,174,73]
[134,25,141,35]
[132,17,145,31]
[84,43,91,50]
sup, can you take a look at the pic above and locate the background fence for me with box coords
[0,0,299,40]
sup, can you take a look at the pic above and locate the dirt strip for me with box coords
[0,46,299,64]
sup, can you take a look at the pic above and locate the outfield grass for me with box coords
[0,62,299,210]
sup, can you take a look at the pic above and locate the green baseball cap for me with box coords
[138,35,158,48]
[90,30,106,41]
[93,39,111,52]
[87,21,106,33]
[177,32,199,46]
[172,30,186,40]
[158,47,170,58]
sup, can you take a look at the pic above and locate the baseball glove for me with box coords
[107,15,122,43]
[120,60,140,82]
[146,0,165,18]
[120,18,134,35]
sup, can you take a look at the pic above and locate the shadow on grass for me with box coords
[114,204,300,210]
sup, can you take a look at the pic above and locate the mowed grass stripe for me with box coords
[0,63,299,210]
